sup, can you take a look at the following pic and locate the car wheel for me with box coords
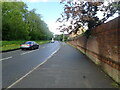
[31,47,34,50]
[37,46,39,49]
[21,48,25,50]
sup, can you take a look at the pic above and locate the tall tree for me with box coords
[57,0,120,33]
[2,2,53,40]
[2,2,29,40]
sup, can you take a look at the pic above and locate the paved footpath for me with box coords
[10,42,115,88]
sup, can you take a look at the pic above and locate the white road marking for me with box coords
[49,44,58,52]
[21,49,39,55]
[0,56,12,61]
[6,44,61,89]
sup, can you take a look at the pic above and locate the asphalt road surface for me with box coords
[2,41,60,88]
[2,41,117,89]
[2,42,117,89]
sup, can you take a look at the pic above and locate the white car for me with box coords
[51,38,54,43]
[51,39,54,43]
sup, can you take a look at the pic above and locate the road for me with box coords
[2,41,60,88]
[2,41,116,88]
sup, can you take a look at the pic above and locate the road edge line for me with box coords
[6,44,61,89]
[0,56,12,62]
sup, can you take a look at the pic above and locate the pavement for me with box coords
[8,42,116,88]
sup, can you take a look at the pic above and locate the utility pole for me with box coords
[62,31,64,42]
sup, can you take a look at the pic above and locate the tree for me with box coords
[26,9,53,40]
[57,0,120,34]
[2,2,53,40]
[2,2,29,40]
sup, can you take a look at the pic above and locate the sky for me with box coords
[23,0,64,34]
[22,0,118,34]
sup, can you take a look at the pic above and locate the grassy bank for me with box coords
[0,40,50,51]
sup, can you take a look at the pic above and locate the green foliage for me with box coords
[1,40,26,51]
[1,40,50,51]
[2,2,53,41]
[55,34,68,41]
[83,30,92,39]
[55,34,63,41]
[111,83,120,88]
[112,2,120,15]
[35,40,50,45]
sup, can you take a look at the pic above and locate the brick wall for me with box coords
[69,16,120,84]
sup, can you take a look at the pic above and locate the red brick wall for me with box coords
[69,16,120,84]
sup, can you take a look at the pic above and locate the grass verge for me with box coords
[0,40,50,51]
[111,83,120,88]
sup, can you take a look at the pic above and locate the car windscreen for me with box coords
[25,42,32,44]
